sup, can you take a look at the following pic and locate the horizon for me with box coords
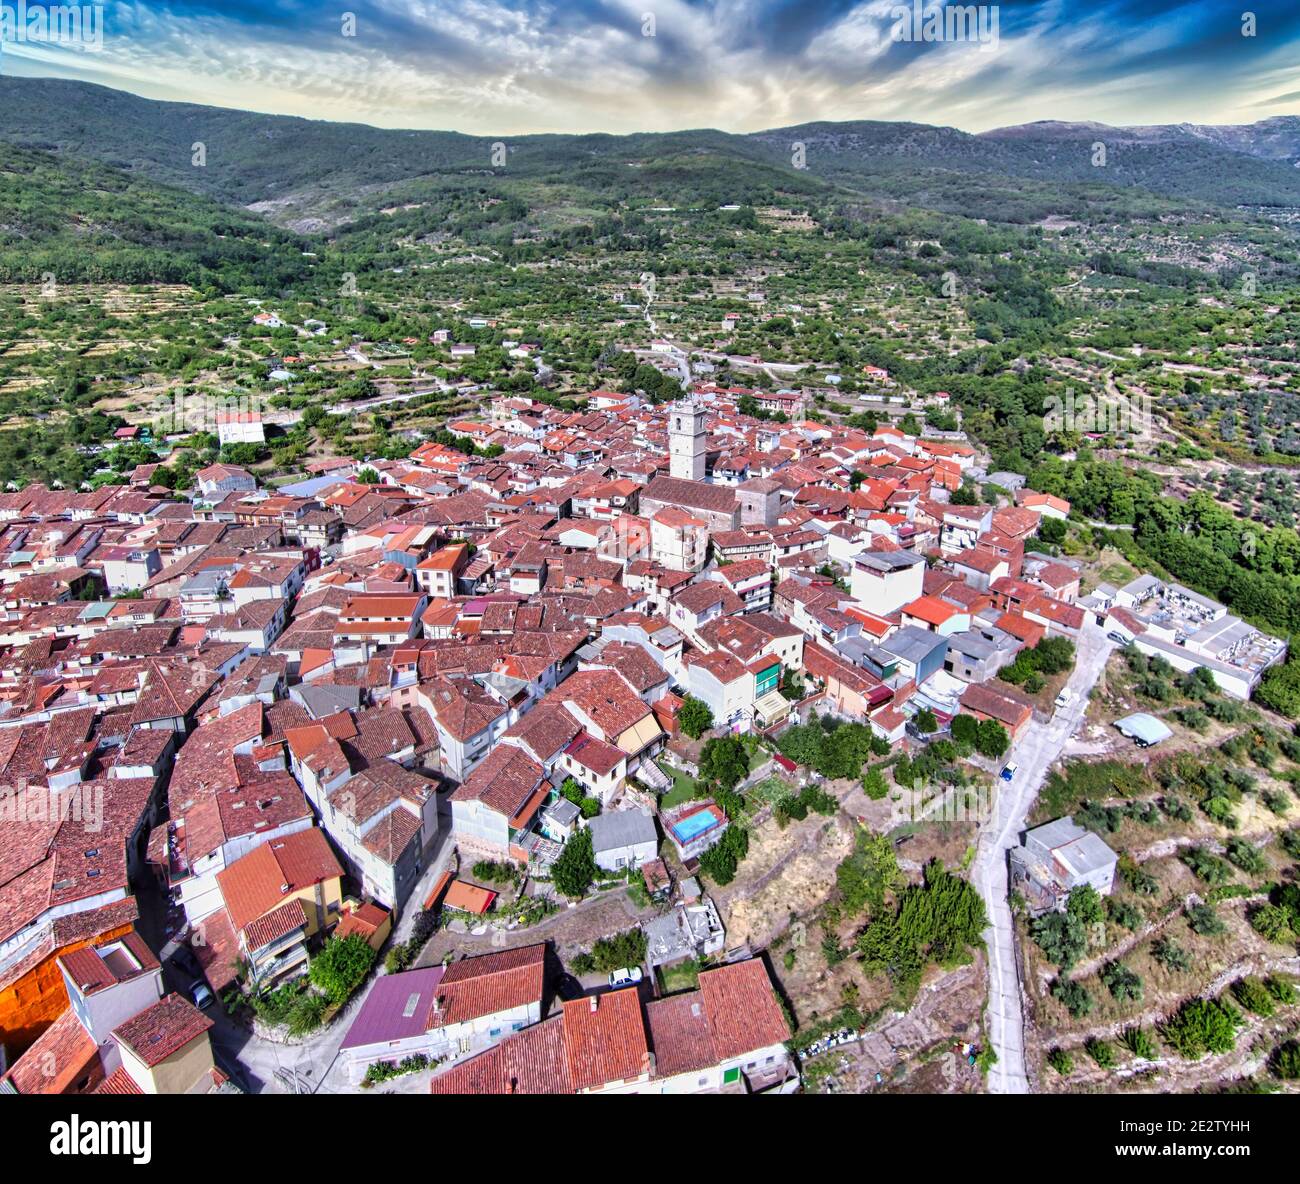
[0,1,1297,136]
[5,71,1299,141]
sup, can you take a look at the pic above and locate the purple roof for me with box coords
[340,966,446,1050]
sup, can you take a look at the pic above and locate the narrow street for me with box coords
[972,621,1117,1094]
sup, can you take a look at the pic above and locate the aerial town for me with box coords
[2,3,1300,1140]
[1,372,1294,1099]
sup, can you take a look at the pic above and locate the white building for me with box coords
[669,401,707,482]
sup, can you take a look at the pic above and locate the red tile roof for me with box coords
[216,827,342,932]
[561,987,649,1091]
[696,959,791,1059]
[113,993,213,1068]
[432,944,546,1027]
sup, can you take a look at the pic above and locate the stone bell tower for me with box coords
[669,401,707,482]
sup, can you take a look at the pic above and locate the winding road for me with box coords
[971,620,1117,1094]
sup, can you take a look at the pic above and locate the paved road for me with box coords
[972,621,1116,1094]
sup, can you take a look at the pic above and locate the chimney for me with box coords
[589,996,598,1013]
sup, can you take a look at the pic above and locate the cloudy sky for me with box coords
[2,1,1299,134]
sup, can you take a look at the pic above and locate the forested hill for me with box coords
[2,76,1298,230]
[0,143,312,291]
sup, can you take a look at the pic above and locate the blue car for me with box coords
[1000,762,1019,782]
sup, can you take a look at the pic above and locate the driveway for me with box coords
[971,621,1116,1094]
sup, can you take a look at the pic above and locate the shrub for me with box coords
[1122,1027,1158,1060]
[1085,1038,1115,1069]
[1118,855,1158,896]
[1152,936,1192,973]
[774,794,808,827]
[1224,837,1268,877]
[1248,903,1293,944]
[862,767,889,800]
[1187,903,1226,937]
[1046,1047,1074,1074]
[1051,978,1094,1019]
[1262,790,1290,816]
[1160,997,1242,1059]
[1101,961,1144,1003]
[1107,899,1143,932]
[287,992,328,1036]
[1264,975,1297,1005]
[1182,847,1234,885]
[1231,977,1276,1017]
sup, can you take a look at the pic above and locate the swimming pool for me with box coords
[671,809,718,843]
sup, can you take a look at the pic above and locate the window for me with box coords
[722,1066,740,1084]
[489,1027,502,1038]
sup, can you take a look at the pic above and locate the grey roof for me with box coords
[1025,817,1117,879]
[641,899,724,968]
[291,683,364,719]
[854,550,925,574]
[881,624,949,664]
[544,798,581,827]
[586,808,658,854]
[1119,573,1162,599]
[1113,712,1173,745]
[945,631,998,661]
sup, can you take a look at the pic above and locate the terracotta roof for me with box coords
[561,987,649,1091]
[695,959,791,1060]
[442,880,498,914]
[433,943,546,1026]
[241,896,308,951]
[113,993,213,1068]
[216,827,342,931]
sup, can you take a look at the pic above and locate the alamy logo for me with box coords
[150,390,267,437]
[1042,387,1153,437]
[0,3,104,52]
[890,778,993,827]
[890,3,999,47]
[0,780,104,833]
[50,1116,151,1164]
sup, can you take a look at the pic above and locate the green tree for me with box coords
[950,714,979,748]
[308,933,376,1005]
[974,719,1009,759]
[862,766,889,800]
[678,696,714,740]
[551,828,597,898]
[1272,1041,1300,1080]
[698,735,748,793]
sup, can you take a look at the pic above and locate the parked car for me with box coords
[607,967,643,989]
[1000,762,1019,782]
[173,945,200,977]
[189,980,215,1009]
[1054,688,1074,710]
[1107,631,1131,645]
